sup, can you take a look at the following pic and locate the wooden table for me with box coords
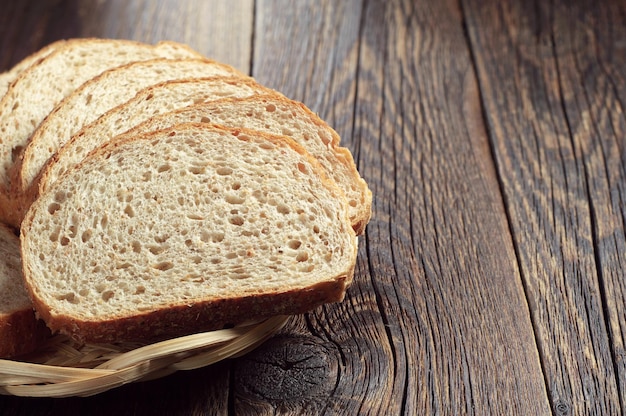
[1,0,624,414]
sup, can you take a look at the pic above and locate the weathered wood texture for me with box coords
[0,0,253,73]
[249,1,550,414]
[349,0,548,413]
[0,0,625,414]
[463,0,626,414]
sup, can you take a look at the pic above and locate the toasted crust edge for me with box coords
[0,308,50,358]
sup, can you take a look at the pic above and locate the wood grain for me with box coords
[242,1,398,414]
[462,0,625,414]
[252,0,550,413]
[1,0,623,414]
[0,0,253,73]
[352,0,550,413]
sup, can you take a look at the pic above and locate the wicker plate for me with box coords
[0,315,289,398]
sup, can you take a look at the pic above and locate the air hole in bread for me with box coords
[101,290,115,302]
[282,128,293,136]
[296,252,309,262]
[229,215,244,226]
[225,252,237,260]
[232,273,251,280]
[313,225,320,234]
[49,229,59,242]
[226,194,245,204]
[187,213,204,220]
[265,104,276,112]
[200,116,211,123]
[145,93,154,101]
[60,236,70,246]
[158,164,171,173]
[116,189,133,202]
[100,214,109,229]
[124,205,135,218]
[189,166,206,175]
[288,240,302,250]
[142,171,152,181]
[252,190,267,203]
[54,191,67,203]
[297,163,308,174]
[55,292,77,303]
[148,245,166,255]
[132,241,141,253]
[135,286,146,294]
[349,199,358,207]
[216,167,233,176]
[11,145,23,163]
[277,204,290,215]
[154,234,169,243]
[241,229,260,237]
[153,261,174,271]
[232,182,241,190]
[48,202,61,215]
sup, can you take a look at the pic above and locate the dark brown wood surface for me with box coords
[0,0,624,414]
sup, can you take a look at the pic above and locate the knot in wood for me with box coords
[554,399,571,415]
[234,336,338,402]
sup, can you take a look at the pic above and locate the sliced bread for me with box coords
[0,38,201,198]
[23,76,276,225]
[12,57,245,196]
[21,123,357,343]
[0,40,66,98]
[118,95,372,234]
[0,223,48,358]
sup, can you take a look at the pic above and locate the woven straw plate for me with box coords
[0,315,289,398]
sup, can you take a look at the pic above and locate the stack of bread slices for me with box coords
[0,38,371,357]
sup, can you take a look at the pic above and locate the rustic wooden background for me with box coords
[1,0,625,414]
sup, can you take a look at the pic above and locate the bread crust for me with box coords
[0,308,50,358]
[28,276,349,344]
[0,223,50,357]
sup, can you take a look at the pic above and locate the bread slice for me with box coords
[0,38,201,213]
[23,76,276,226]
[21,123,357,343]
[12,58,244,196]
[118,95,371,234]
[0,40,66,98]
[0,223,48,358]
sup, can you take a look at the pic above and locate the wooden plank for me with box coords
[352,0,550,413]
[252,0,550,413]
[462,0,625,414]
[0,0,253,73]
[244,1,399,414]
